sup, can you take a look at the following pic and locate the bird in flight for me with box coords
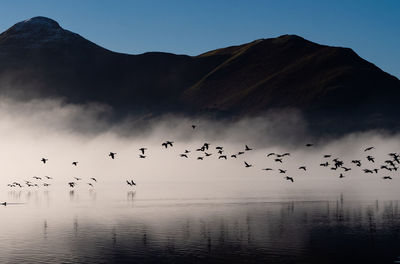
[180,154,188,158]
[339,173,345,178]
[299,166,306,171]
[275,158,283,163]
[262,168,273,171]
[231,154,237,158]
[285,176,294,182]
[126,180,136,186]
[364,147,374,152]
[139,148,147,155]
[218,155,227,160]
[41,158,48,164]
[68,182,76,188]
[162,141,174,148]
[305,143,313,147]
[244,161,252,168]
[72,161,78,166]
[196,147,205,152]
[383,176,392,180]
[192,125,196,130]
[267,153,275,157]
[139,155,146,159]
[366,155,375,162]
[245,145,253,151]
[109,152,116,159]
[279,169,286,173]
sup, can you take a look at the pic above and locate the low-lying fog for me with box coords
[1,97,400,202]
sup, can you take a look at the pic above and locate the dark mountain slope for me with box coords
[1,17,400,132]
[0,17,224,113]
[183,35,400,117]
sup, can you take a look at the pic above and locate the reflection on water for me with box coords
[2,190,400,263]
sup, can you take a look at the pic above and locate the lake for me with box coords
[2,185,400,264]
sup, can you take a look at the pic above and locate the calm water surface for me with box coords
[1,186,400,264]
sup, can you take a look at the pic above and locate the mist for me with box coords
[1,97,400,203]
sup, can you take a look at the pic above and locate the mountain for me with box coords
[1,17,400,132]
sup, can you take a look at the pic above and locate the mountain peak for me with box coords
[9,16,62,34]
[0,16,84,49]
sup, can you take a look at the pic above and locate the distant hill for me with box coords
[1,17,400,133]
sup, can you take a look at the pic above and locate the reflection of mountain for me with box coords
[1,17,400,132]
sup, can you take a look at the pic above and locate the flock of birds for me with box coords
[3,125,400,195]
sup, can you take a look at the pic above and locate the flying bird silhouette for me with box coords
[139,148,147,155]
[285,176,294,182]
[41,158,48,164]
[162,141,174,148]
[244,161,252,168]
[364,147,374,152]
[109,152,116,159]
[126,180,136,186]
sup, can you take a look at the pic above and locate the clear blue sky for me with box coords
[0,0,399,77]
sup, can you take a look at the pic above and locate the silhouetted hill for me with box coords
[1,17,400,133]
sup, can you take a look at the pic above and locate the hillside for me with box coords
[1,17,400,132]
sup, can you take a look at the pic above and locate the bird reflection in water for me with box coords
[127,191,136,204]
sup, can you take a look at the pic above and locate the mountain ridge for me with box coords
[0,17,399,133]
